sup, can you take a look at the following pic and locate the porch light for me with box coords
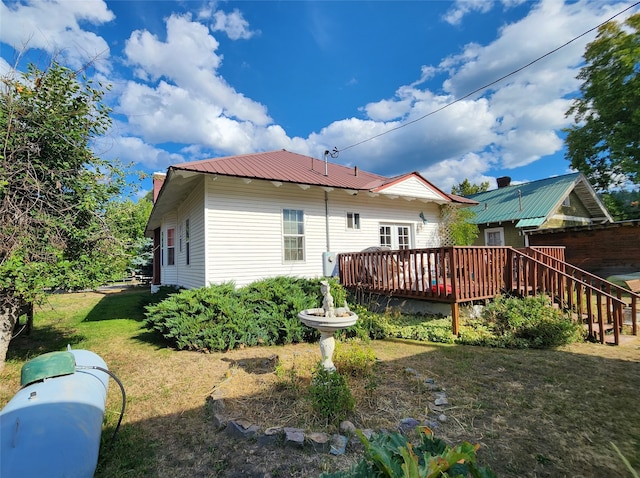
[419,211,428,224]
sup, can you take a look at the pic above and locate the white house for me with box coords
[145,150,474,290]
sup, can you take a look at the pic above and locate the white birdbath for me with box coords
[298,281,358,372]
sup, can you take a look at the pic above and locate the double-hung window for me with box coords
[283,209,304,262]
[347,212,360,230]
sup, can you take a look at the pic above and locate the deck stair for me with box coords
[511,248,639,345]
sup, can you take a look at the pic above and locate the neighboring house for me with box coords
[466,173,613,248]
[145,150,474,290]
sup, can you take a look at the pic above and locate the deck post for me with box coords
[451,302,460,336]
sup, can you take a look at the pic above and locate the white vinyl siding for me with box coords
[201,177,444,287]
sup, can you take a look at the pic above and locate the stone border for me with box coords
[206,366,451,456]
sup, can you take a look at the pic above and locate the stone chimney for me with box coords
[152,172,166,203]
[496,176,511,188]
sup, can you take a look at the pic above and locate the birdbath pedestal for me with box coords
[298,281,357,372]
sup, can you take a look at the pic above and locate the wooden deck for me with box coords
[338,246,639,345]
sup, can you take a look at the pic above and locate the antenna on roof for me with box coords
[323,148,339,177]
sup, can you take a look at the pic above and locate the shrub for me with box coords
[308,364,355,424]
[333,342,377,377]
[458,294,584,349]
[321,426,496,477]
[142,276,349,352]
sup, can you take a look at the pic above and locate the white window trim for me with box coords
[346,212,360,230]
[379,223,413,250]
[484,227,505,246]
[282,208,305,263]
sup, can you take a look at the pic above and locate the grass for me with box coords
[1,287,639,477]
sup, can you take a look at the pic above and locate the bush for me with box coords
[142,276,348,352]
[321,426,496,477]
[333,342,377,377]
[308,364,355,424]
[458,294,584,349]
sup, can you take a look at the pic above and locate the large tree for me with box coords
[565,13,640,191]
[0,62,126,369]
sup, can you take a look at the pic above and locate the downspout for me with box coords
[325,190,331,251]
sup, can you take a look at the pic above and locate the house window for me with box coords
[167,228,175,266]
[185,219,190,266]
[485,227,505,246]
[161,230,164,266]
[380,226,392,248]
[347,212,360,230]
[562,196,571,207]
[380,224,411,249]
[283,209,304,262]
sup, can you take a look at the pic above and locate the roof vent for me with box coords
[354,166,358,177]
[497,176,511,188]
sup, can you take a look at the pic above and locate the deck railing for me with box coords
[521,247,639,340]
[338,246,634,345]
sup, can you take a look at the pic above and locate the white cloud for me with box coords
[443,0,527,26]
[96,134,185,171]
[0,0,113,73]
[198,2,258,40]
[421,152,498,192]
[116,13,279,157]
[212,9,258,40]
[443,0,495,26]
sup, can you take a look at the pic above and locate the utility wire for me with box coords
[337,1,640,154]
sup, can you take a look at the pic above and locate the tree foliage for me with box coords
[600,189,640,221]
[439,205,479,246]
[451,179,489,196]
[564,13,640,191]
[0,62,126,368]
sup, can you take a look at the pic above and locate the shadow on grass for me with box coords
[84,287,155,322]
[7,325,86,362]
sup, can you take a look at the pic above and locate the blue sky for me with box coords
[1,0,637,195]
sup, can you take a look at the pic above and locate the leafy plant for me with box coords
[321,426,496,477]
[333,342,377,377]
[308,364,354,424]
[476,294,583,348]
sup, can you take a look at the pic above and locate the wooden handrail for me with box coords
[510,248,628,344]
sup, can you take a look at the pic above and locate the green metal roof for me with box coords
[467,173,583,227]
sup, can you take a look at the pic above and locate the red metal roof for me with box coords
[169,149,473,204]
[171,150,389,190]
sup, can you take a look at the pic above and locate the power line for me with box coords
[336,1,640,155]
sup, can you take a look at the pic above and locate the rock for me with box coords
[257,427,283,447]
[306,432,331,453]
[360,429,375,440]
[434,397,449,406]
[424,378,435,384]
[428,402,443,413]
[404,367,419,376]
[423,420,440,429]
[399,417,420,433]
[340,420,356,435]
[330,434,348,455]
[438,414,447,423]
[283,427,305,448]
[425,382,440,391]
[225,419,260,440]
